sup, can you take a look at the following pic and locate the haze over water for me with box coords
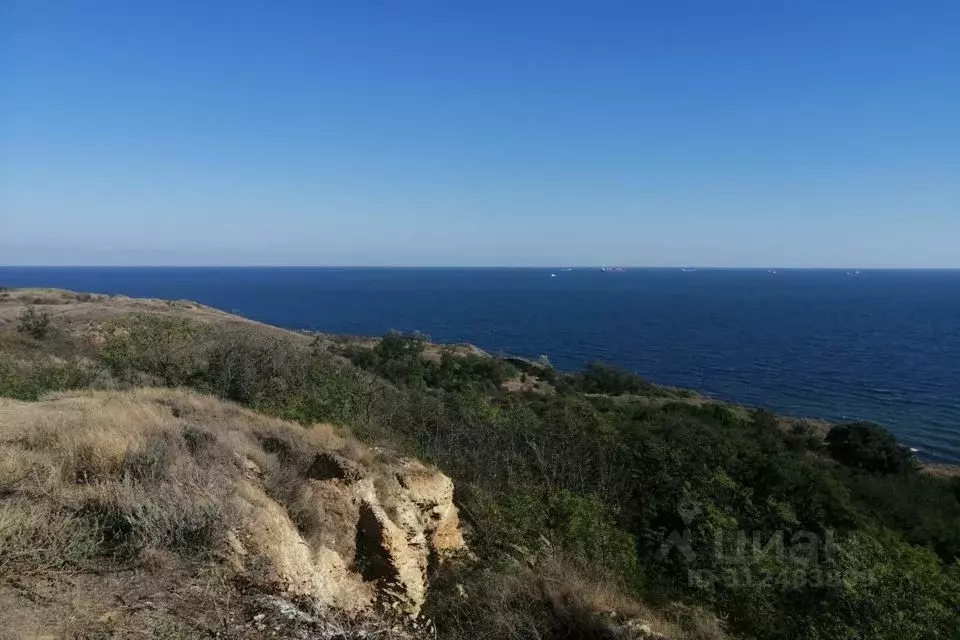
[3,266,958,463]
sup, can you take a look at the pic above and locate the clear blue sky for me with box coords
[2,1,958,267]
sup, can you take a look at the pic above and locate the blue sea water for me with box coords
[2,266,958,463]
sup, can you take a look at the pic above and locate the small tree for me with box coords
[826,421,919,474]
[373,331,428,386]
[17,305,51,340]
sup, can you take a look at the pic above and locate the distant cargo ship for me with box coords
[601,266,626,273]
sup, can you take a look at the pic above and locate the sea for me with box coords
[2,266,958,463]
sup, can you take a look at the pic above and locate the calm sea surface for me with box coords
[2,267,958,463]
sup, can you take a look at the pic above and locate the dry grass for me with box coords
[0,387,427,637]
[0,387,373,575]
[0,287,315,347]
[429,551,726,640]
[923,463,960,478]
[502,374,554,395]
[534,554,684,638]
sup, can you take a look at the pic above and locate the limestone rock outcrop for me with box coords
[229,451,467,617]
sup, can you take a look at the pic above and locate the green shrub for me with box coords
[815,529,960,639]
[100,315,207,386]
[354,333,518,393]
[33,359,99,396]
[568,361,664,396]
[826,422,919,474]
[538,364,558,384]
[372,331,429,386]
[17,305,51,340]
[476,485,638,576]
[425,353,516,392]
[274,361,375,428]
[343,344,379,370]
[0,354,99,401]
[843,469,960,560]
[0,354,27,399]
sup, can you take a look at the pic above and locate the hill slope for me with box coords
[2,288,959,640]
[0,387,467,637]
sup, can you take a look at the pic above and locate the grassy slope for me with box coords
[0,388,372,639]
[1,289,959,640]
[0,291,714,639]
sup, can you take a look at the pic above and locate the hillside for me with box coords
[0,388,465,637]
[1,289,959,639]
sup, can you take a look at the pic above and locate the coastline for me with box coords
[3,286,957,476]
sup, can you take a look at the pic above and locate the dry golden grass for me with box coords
[432,550,726,640]
[0,387,372,576]
[0,287,314,348]
[535,553,684,637]
[0,387,427,637]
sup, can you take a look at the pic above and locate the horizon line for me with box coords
[3,265,960,271]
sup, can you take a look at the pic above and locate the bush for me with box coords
[482,487,638,575]
[569,361,669,397]
[275,361,376,428]
[17,305,51,340]
[0,354,27,399]
[814,529,960,639]
[842,470,960,560]
[826,422,919,474]
[0,502,101,572]
[100,315,207,386]
[353,333,518,393]
[343,344,379,370]
[373,331,429,386]
[425,353,517,392]
[0,354,99,401]
[206,329,310,404]
[204,329,377,429]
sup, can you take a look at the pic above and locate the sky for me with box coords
[1,1,958,267]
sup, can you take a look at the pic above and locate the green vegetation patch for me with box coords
[100,314,208,386]
[2,310,959,640]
